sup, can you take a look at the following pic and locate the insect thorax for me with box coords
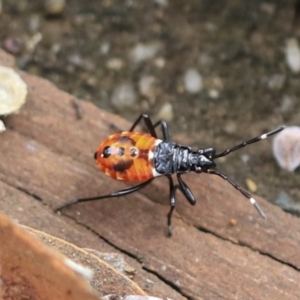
[153,141,214,174]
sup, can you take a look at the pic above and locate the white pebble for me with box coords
[106,58,124,70]
[183,68,203,94]
[208,89,219,99]
[241,154,250,164]
[156,102,173,122]
[130,43,160,64]
[280,95,293,112]
[153,57,166,68]
[111,84,136,109]
[68,53,82,66]
[285,38,300,73]
[272,126,300,172]
[0,66,27,115]
[29,14,41,32]
[224,121,237,134]
[100,41,110,55]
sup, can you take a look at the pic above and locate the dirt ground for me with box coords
[0,0,299,214]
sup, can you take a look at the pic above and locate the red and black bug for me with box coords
[55,114,285,236]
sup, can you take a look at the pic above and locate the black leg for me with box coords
[129,114,172,141]
[214,126,285,159]
[129,113,157,137]
[166,175,178,237]
[55,179,154,212]
[177,174,196,205]
[205,169,266,218]
[153,120,170,141]
[166,173,196,236]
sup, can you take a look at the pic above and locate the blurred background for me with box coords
[0,0,299,214]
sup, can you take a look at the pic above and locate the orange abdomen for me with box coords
[95,132,159,182]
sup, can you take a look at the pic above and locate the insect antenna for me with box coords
[213,126,285,159]
[206,169,266,218]
[206,126,285,218]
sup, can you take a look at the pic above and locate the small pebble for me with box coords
[224,121,237,134]
[100,41,110,55]
[51,43,61,54]
[208,89,219,99]
[268,74,286,90]
[229,219,238,226]
[68,53,82,67]
[44,0,66,15]
[106,58,124,70]
[0,66,27,115]
[28,14,41,32]
[280,95,293,112]
[156,102,173,122]
[111,84,136,110]
[130,43,160,64]
[285,38,300,74]
[240,154,250,164]
[272,126,300,172]
[153,57,165,68]
[245,178,257,193]
[85,76,97,87]
[183,68,203,94]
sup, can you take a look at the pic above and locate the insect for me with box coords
[55,114,285,236]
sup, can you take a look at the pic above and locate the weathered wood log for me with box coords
[0,48,300,300]
[0,213,101,300]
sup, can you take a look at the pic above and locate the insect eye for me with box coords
[130,147,138,157]
[103,146,112,158]
[119,147,125,156]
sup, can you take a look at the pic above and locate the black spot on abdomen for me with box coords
[113,160,133,173]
